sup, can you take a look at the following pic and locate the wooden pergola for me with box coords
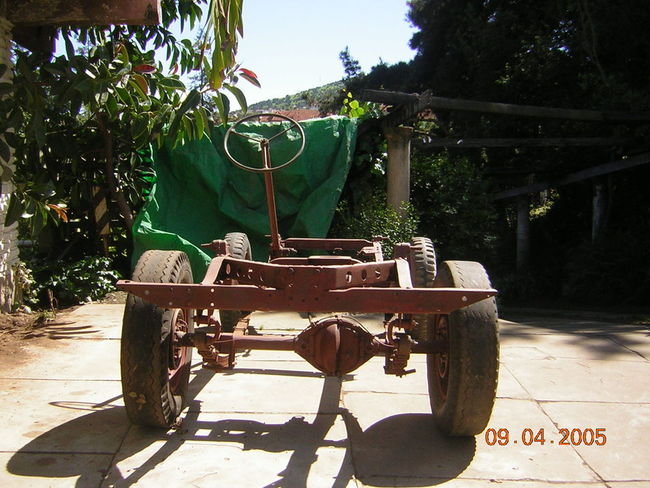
[6,0,160,53]
[358,88,650,273]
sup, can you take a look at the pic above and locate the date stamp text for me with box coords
[484,428,607,446]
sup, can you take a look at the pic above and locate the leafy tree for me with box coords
[339,46,362,79]
[1,0,258,266]
[343,0,650,304]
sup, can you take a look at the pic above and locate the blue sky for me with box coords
[232,0,417,104]
[56,1,416,107]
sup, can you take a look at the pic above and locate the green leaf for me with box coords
[23,197,37,219]
[157,77,186,90]
[4,194,24,226]
[115,86,134,106]
[64,34,75,59]
[0,137,10,163]
[0,82,13,96]
[0,161,13,181]
[213,93,225,126]
[4,131,19,148]
[239,69,261,88]
[199,106,210,134]
[177,89,201,116]
[182,115,194,140]
[131,116,149,140]
[132,74,149,96]
[194,108,205,139]
[105,94,119,118]
[224,83,247,112]
[209,63,225,90]
[70,94,82,116]
[128,78,149,102]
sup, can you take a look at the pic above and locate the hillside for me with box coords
[249,80,344,113]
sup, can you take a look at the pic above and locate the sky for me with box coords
[55,1,417,108]
[230,0,417,105]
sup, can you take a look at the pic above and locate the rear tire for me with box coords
[121,250,194,428]
[427,260,499,436]
[220,232,252,332]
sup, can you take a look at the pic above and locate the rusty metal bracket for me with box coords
[384,333,416,377]
[201,239,230,256]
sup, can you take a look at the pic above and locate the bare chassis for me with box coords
[117,113,498,434]
[118,236,495,376]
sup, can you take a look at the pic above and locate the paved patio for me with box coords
[1,304,648,487]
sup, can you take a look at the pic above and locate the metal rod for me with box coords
[220,333,296,351]
[261,140,282,255]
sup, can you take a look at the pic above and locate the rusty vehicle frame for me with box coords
[117,113,499,436]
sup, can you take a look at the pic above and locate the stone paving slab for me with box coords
[2,339,121,380]
[500,332,645,361]
[103,411,354,487]
[342,393,599,484]
[503,358,650,403]
[0,378,125,453]
[357,480,609,488]
[1,305,649,487]
[0,452,113,487]
[540,402,650,481]
[53,304,124,340]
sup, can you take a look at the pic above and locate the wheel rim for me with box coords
[168,308,190,392]
[433,315,450,401]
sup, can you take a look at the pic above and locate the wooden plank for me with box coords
[492,152,650,200]
[359,88,650,125]
[415,137,631,148]
[8,0,161,26]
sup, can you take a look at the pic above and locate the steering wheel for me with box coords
[224,113,305,173]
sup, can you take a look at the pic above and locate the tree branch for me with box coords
[96,114,134,231]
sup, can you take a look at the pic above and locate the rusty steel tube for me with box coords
[261,141,282,255]
[219,333,296,351]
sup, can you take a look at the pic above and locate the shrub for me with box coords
[27,256,121,307]
[331,195,420,255]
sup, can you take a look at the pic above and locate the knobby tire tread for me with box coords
[121,250,193,428]
[220,233,252,332]
[429,260,499,436]
[409,237,437,342]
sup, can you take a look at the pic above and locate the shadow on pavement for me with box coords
[344,412,475,486]
[7,368,475,487]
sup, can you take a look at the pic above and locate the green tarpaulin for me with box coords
[132,116,358,280]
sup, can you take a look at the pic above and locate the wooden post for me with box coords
[592,178,607,242]
[516,195,530,274]
[384,126,413,214]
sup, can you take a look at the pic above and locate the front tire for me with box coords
[427,260,499,436]
[121,250,194,428]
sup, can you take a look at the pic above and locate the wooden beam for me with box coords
[492,152,650,200]
[360,89,419,105]
[415,137,631,149]
[8,0,161,26]
[359,89,650,126]
[516,195,530,273]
